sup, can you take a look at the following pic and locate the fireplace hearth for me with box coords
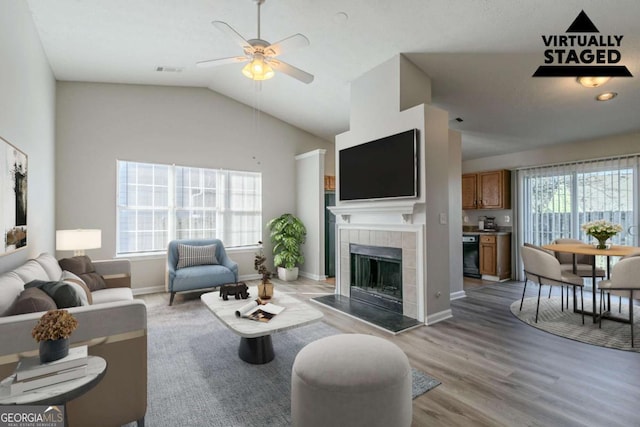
[350,244,403,313]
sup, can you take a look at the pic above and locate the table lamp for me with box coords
[56,229,102,256]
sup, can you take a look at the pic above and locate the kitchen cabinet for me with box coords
[462,169,511,209]
[479,234,511,280]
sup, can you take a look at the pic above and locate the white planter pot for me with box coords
[277,266,299,281]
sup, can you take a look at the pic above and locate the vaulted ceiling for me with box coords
[27,0,640,160]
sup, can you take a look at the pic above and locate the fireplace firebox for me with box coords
[350,244,402,313]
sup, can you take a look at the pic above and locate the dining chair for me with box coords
[552,238,606,279]
[598,255,640,347]
[523,243,570,305]
[520,245,585,324]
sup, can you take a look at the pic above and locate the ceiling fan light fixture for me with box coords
[577,76,611,88]
[242,54,274,80]
[595,91,617,101]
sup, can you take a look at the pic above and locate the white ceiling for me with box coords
[26,0,640,160]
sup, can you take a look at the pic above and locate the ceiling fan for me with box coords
[197,0,314,84]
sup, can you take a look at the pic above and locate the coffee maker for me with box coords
[483,216,497,231]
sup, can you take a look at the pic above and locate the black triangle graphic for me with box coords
[566,10,599,33]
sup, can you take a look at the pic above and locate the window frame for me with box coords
[116,160,262,256]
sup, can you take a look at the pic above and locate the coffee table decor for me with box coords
[254,243,274,299]
[202,286,323,364]
[581,219,623,249]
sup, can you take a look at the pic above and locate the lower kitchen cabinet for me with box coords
[479,234,511,280]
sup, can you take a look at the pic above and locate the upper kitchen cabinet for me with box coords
[462,170,511,210]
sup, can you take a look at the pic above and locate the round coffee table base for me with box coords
[238,336,275,364]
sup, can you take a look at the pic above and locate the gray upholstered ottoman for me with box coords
[291,333,412,427]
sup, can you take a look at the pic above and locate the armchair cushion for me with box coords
[58,256,107,291]
[8,287,56,316]
[176,243,219,269]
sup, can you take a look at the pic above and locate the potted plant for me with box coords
[32,309,78,363]
[254,241,273,299]
[266,213,306,281]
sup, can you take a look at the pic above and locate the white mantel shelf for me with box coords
[328,201,418,223]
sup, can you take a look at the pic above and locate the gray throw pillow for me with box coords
[8,287,57,316]
[176,244,219,269]
[25,280,83,309]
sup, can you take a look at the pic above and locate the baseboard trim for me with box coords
[239,274,260,281]
[425,309,453,325]
[132,285,165,296]
[299,271,327,281]
[450,290,467,300]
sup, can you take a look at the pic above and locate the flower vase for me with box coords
[39,337,69,363]
[595,237,610,250]
[258,281,274,300]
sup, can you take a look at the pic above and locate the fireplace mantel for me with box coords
[328,201,417,223]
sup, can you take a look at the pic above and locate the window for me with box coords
[117,161,262,255]
[519,155,639,248]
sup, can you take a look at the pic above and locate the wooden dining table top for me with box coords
[542,243,640,257]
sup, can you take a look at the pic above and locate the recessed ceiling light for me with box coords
[596,92,617,101]
[577,76,611,88]
[334,12,349,23]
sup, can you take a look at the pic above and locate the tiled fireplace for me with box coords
[338,227,421,319]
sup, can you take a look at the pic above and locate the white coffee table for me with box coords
[201,286,323,364]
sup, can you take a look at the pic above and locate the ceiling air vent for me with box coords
[155,66,184,73]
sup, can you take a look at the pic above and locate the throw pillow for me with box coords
[8,287,57,316]
[61,270,93,305]
[25,280,83,309]
[58,256,107,291]
[176,244,219,269]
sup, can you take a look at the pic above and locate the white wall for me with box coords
[0,2,56,273]
[295,150,325,280]
[55,82,333,292]
[461,132,640,233]
[462,132,640,173]
[448,130,464,297]
[335,54,453,323]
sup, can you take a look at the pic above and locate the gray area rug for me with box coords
[511,296,640,352]
[132,296,440,426]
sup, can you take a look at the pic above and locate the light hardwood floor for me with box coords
[142,279,640,426]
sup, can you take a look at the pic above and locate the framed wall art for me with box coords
[0,136,27,255]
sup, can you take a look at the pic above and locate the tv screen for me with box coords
[339,129,419,201]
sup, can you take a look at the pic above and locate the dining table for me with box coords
[542,243,640,323]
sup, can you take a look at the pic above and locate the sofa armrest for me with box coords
[222,258,239,282]
[0,300,146,359]
[93,259,132,288]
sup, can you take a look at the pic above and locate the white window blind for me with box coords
[117,161,262,255]
[519,155,639,248]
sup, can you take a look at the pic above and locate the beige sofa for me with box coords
[0,253,147,427]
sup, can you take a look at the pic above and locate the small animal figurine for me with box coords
[219,283,250,300]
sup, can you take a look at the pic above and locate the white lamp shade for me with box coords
[56,229,102,253]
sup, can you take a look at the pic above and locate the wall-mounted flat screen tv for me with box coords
[339,129,419,201]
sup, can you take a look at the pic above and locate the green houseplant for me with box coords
[266,213,307,281]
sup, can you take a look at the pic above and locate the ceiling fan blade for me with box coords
[212,21,254,54]
[265,34,310,57]
[196,56,248,68]
[269,59,314,84]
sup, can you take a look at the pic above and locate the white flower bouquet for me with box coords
[581,219,623,249]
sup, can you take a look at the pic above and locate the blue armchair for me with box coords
[167,239,238,305]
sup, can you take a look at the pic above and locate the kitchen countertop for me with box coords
[462,230,511,236]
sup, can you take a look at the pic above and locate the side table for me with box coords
[0,355,107,425]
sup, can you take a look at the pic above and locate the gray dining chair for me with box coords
[520,245,585,324]
[552,238,606,279]
[598,255,640,347]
